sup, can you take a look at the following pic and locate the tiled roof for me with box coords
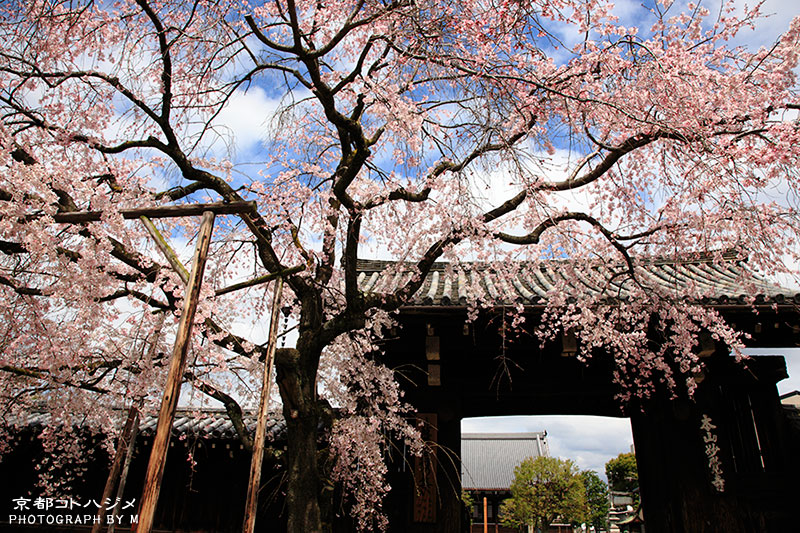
[461,432,549,490]
[356,255,796,307]
[5,408,285,440]
[137,409,285,439]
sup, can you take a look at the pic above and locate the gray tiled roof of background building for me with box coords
[5,408,286,440]
[461,432,549,490]
[356,253,796,307]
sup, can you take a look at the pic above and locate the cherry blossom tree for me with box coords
[1,0,800,531]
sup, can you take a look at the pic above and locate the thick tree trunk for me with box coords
[275,347,323,533]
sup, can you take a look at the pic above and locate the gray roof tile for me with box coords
[461,432,549,490]
[356,254,795,307]
[5,408,285,440]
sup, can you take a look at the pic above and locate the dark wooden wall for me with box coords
[631,356,800,532]
[0,430,286,533]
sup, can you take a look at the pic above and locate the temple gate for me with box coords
[357,258,800,533]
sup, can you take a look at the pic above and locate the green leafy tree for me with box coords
[605,452,640,510]
[500,456,587,532]
[580,470,610,531]
[605,452,638,493]
[461,490,475,526]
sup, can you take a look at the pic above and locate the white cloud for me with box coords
[611,0,646,21]
[466,148,600,216]
[211,86,281,154]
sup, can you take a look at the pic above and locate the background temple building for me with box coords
[461,432,550,533]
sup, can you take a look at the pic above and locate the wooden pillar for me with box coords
[411,411,463,533]
[108,408,140,533]
[630,395,751,533]
[133,211,215,533]
[631,354,798,532]
[403,319,465,533]
[242,276,283,533]
[483,497,487,533]
[437,408,462,533]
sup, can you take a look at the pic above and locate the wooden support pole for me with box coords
[53,201,255,223]
[140,216,190,284]
[91,406,140,533]
[112,323,159,533]
[108,408,140,533]
[242,276,284,533]
[133,211,215,533]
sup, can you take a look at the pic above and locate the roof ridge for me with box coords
[462,432,546,438]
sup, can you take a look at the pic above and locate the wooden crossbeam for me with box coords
[142,214,303,296]
[53,201,255,223]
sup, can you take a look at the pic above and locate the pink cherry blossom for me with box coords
[1,1,799,531]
